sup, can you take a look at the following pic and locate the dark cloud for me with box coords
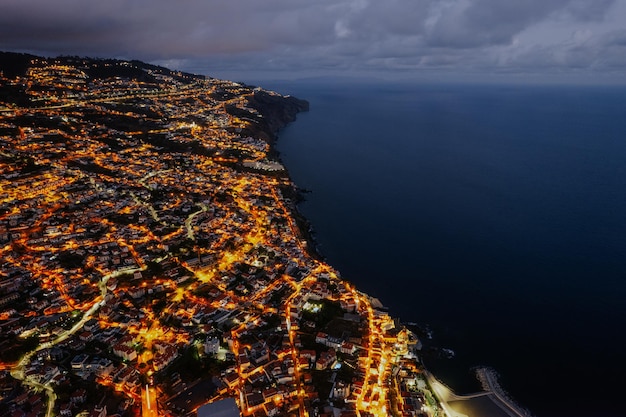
[424,0,571,48]
[601,29,626,47]
[560,0,615,21]
[0,0,624,82]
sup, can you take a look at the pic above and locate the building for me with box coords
[205,336,220,355]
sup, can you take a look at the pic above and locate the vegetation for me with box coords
[0,335,39,362]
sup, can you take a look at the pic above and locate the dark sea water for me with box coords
[261,79,626,417]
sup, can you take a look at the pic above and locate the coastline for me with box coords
[245,89,326,266]
[267,84,536,417]
[4,56,626,417]
[271,122,516,417]
[2,54,428,417]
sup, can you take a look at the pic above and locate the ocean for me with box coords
[258,79,626,417]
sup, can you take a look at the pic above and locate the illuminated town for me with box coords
[0,53,444,417]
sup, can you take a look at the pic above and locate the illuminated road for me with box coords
[354,289,393,417]
[0,84,211,116]
[9,266,144,417]
[1,69,429,417]
[185,203,210,240]
[141,385,159,417]
[284,275,317,417]
[426,372,478,417]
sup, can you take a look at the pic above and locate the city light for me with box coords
[0,55,439,417]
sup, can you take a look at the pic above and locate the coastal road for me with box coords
[427,368,531,417]
[426,372,474,417]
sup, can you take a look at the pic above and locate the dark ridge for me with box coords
[0,52,204,85]
[0,52,37,78]
[83,61,159,83]
[248,90,309,137]
[48,55,205,84]
[67,159,119,178]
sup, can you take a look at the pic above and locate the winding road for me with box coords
[9,266,144,417]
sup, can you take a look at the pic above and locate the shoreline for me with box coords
[267,88,535,417]
[253,79,626,417]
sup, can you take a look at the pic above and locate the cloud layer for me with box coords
[2,0,625,81]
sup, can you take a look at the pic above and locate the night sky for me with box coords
[2,0,626,83]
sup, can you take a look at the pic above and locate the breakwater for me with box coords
[475,367,534,417]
